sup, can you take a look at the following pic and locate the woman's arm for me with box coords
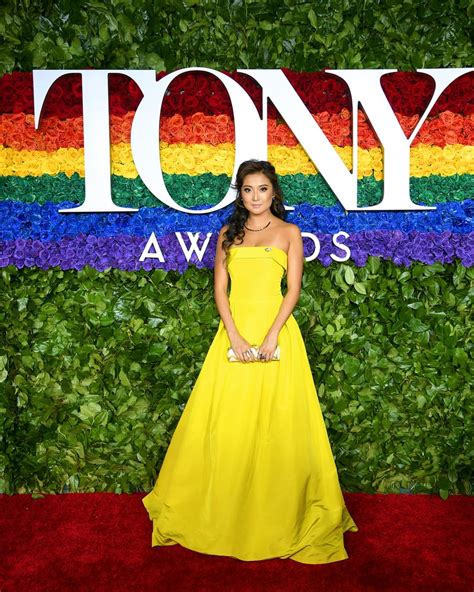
[214,226,258,362]
[258,224,304,361]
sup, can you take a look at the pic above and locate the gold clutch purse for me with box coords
[227,345,280,362]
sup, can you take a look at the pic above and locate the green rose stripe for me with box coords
[0,173,472,208]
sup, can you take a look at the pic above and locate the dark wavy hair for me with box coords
[222,160,287,253]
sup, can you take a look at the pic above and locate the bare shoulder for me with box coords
[282,222,302,245]
[215,224,230,267]
[273,220,301,235]
[284,223,302,238]
[216,224,229,243]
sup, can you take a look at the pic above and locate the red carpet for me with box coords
[0,492,472,591]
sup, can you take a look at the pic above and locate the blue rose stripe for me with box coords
[1,231,472,272]
[0,200,473,242]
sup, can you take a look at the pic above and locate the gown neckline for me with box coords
[229,246,288,257]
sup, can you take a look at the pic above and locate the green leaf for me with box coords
[239,52,249,67]
[344,266,355,286]
[119,369,131,387]
[308,8,318,29]
[77,402,102,420]
[416,394,426,409]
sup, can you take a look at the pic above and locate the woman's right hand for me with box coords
[229,334,257,363]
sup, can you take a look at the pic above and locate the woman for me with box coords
[142,159,358,564]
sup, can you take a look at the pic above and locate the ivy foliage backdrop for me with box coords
[0,0,473,498]
[1,261,472,497]
[0,0,473,74]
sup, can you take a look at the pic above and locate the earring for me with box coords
[237,196,246,208]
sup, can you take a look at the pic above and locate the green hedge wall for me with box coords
[1,1,472,498]
[1,260,472,497]
[0,0,472,74]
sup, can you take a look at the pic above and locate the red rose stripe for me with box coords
[1,71,472,119]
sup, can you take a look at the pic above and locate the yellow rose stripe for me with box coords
[1,143,472,180]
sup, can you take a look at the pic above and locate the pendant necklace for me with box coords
[244,220,271,232]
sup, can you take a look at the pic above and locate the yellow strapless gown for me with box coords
[142,246,358,564]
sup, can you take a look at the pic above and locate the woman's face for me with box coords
[240,172,274,215]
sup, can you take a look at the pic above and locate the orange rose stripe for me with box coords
[1,110,472,152]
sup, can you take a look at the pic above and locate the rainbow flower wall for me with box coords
[1,70,473,272]
[0,1,472,497]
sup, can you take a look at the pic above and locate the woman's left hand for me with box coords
[258,331,279,362]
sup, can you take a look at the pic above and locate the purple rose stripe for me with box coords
[0,231,473,272]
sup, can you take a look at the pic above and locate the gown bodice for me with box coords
[224,246,289,346]
[227,246,287,304]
